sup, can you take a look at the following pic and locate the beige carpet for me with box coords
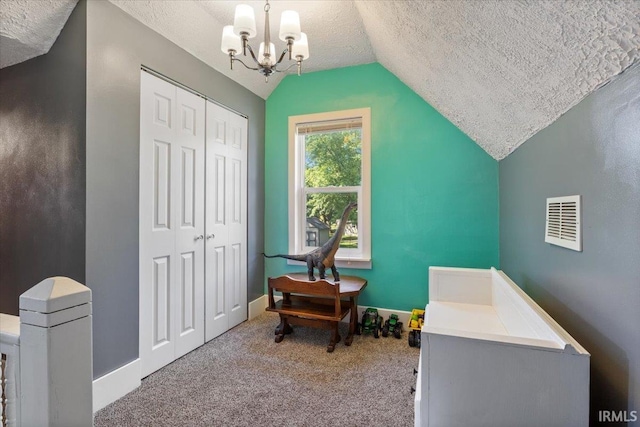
[94,311,419,426]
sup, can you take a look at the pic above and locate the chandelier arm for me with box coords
[274,48,290,67]
[245,43,262,67]
[232,57,261,71]
[274,62,299,73]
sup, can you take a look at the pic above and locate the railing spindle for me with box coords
[0,313,20,427]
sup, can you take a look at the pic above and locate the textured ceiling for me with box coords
[0,0,77,68]
[354,0,640,159]
[1,0,639,160]
[109,0,375,99]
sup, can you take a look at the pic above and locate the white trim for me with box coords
[248,295,269,320]
[349,306,412,328]
[288,108,372,266]
[93,359,141,413]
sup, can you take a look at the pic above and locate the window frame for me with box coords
[288,107,371,269]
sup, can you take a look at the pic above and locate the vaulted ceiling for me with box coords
[1,0,639,160]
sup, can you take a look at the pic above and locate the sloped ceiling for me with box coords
[0,0,77,68]
[1,0,639,160]
[354,1,640,159]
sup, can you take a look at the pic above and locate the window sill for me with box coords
[287,258,372,270]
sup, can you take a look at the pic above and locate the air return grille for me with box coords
[545,195,581,251]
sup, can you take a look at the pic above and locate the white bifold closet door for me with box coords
[205,101,248,341]
[139,71,248,378]
[139,71,206,378]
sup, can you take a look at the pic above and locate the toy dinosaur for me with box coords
[263,202,357,281]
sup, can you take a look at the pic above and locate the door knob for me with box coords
[206,234,215,240]
[194,235,204,241]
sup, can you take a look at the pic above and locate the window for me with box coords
[288,108,371,268]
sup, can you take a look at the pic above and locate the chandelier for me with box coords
[220,0,309,82]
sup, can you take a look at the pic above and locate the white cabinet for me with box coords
[416,267,590,427]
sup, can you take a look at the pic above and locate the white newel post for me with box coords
[19,277,93,427]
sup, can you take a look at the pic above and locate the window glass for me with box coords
[305,192,358,249]
[304,129,362,187]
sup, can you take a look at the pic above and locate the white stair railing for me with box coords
[0,277,93,427]
[0,314,20,427]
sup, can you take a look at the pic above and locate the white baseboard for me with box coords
[349,306,412,328]
[93,358,140,413]
[248,295,268,320]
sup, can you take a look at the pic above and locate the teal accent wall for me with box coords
[265,63,498,311]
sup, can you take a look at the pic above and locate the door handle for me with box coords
[194,235,204,241]
[206,234,215,240]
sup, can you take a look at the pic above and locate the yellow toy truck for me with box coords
[407,308,424,347]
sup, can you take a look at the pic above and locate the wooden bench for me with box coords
[266,275,364,352]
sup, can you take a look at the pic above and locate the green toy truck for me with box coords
[382,313,403,339]
[358,307,383,338]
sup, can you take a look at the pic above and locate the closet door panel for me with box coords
[206,103,230,246]
[140,71,178,377]
[141,73,207,376]
[227,113,248,329]
[206,244,228,341]
[152,256,171,347]
[153,141,171,231]
[229,243,242,309]
[179,252,195,332]
[174,87,205,358]
[205,102,230,341]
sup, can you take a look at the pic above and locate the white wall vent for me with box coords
[545,195,581,251]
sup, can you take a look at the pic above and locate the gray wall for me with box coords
[500,63,640,423]
[86,0,265,378]
[0,0,86,314]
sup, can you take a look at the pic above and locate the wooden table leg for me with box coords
[345,296,358,346]
[327,322,341,352]
[274,315,293,335]
[274,316,292,343]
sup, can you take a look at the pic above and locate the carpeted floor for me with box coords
[94,312,420,426]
